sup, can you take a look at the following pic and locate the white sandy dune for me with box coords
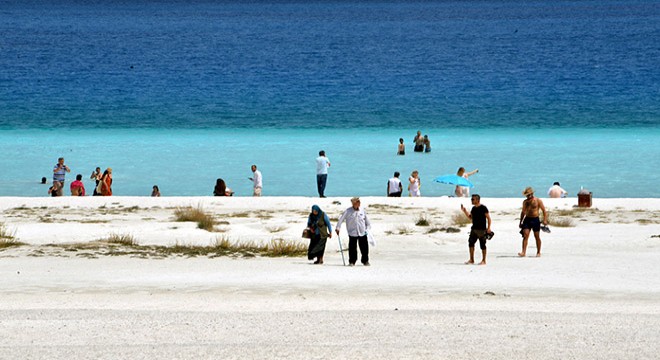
[1,196,659,359]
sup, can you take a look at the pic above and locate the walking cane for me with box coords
[337,234,346,266]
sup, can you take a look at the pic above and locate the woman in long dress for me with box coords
[306,205,332,264]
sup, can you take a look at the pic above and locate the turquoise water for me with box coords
[2,127,658,197]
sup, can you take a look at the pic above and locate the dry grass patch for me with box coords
[267,238,307,257]
[451,212,471,227]
[104,233,137,246]
[552,208,598,218]
[0,223,25,249]
[79,219,110,224]
[229,212,250,218]
[415,213,430,226]
[254,211,273,220]
[636,218,660,225]
[427,227,461,234]
[174,206,217,231]
[385,225,414,235]
[17,233,307,258]
[548,218,575,227]
[265,224,288,233]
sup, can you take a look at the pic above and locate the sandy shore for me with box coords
[1,196,659,359]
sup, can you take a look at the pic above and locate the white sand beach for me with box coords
[1,196,659,359]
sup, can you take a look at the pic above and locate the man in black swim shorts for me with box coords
[519,187,548,257]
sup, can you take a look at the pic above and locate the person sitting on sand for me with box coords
[460,194,492,265]
[151,185,161,197]
[213,178,233,196]
[519,187,548,257]
[548,182,568,198]
[455,167,478,197]
[70,174,86,196]
[306,205,332,265]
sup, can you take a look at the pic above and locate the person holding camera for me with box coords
[460,194,492,265]
[52,157,71,197]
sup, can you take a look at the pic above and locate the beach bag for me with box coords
[302,228,312,239]
[95,181,103,194]
[367,232,376,247]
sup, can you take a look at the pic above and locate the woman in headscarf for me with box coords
[306,205,332,264]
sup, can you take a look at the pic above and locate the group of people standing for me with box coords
[385,167,478,198]
[397,131,431,155]
[89,166,113,196]
[386,171,421,197]
[305,186,549,268]
[460,186,549,265]
[47,157,113,197]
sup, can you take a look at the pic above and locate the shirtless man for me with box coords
[519,187,548,257]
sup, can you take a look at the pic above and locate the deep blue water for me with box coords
[1,0,658,129]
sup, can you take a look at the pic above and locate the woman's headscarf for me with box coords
[308,205,322,224]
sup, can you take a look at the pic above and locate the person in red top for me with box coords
[70,174,86,196]
[100,168,113,196]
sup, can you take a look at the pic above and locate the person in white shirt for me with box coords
[408,170,421,197]
[249,164,262,196]
[336,197,372,266]
[547,182,567,198]
[387,171,403,197]
[315,150,331,198]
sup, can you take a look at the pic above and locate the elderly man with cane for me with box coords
[336,197,372,266]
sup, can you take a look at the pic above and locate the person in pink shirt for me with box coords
[70,174,86,196]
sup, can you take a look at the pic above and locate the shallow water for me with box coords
[2,127,658,198]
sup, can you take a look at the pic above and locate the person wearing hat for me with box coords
[335,197,372,266]
[519,187,548,257]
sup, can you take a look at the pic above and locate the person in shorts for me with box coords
[519,187,548,257]
[460,194,492,265]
